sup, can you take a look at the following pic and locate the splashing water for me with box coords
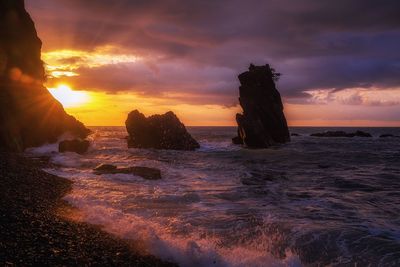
[27,126,400,266]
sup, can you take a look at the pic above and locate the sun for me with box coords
[48,84,90,108]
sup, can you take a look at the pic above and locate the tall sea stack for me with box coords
[234,64,290,148]
[0,0,89,152]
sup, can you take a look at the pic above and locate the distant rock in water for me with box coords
[0,0,89,152]
[311,131,372,138]
[291,133,301,137]
[125,110,200,150]
[59,139,90,154]
[380,134,400,138]
[233,64,290,148]
[94,164,162,180]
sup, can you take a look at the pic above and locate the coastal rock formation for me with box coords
[311,131,372,138]
[59,139,90,154]
[233,64,290,148]
[0,0,89,152]
[125,110,200,150]
[94,164,162,180]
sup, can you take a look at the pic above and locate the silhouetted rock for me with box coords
[94,164,162,180]
[59,140,90,154]
[0,0,89,152]
[232,136,244,145]
[233,64,290,148]
[291,133,301,137]
[380,134,400,138]
[125,110,200,150]
[354,131,372,137]
[311,131,372,138]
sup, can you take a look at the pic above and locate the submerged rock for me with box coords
[59,140,90,154]
[94,164,117,173]
[94,164,162,180]
[311,131,372,138]
[0,0,90,152]
[125,110,200,150]
[233,64,290,148]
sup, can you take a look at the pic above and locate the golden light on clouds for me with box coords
[48,84,90,108]
[42,45,141,78]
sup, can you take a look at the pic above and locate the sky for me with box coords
[26,0,400,126]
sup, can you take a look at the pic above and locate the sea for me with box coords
[26,126,400,266]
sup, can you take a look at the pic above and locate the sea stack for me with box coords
[125,110,200,150]
[234,64,290,148]
[0,0,89,151]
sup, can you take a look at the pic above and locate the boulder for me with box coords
[311,131,372,138]
[291,133,301,137]
[93,164,162,180]
[59,140,90,154]
[0,0,90,152]
[125,110,200,150]
[233,64,290,148]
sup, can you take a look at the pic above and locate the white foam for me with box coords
[64,198,301,267]
[26,143,59,154]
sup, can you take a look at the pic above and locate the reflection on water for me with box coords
[28,126,400,266]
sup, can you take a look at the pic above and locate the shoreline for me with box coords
[0,153,176,266]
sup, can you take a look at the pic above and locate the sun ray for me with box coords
[48,84,90,108]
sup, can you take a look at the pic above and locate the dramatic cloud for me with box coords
[25,0,400,124]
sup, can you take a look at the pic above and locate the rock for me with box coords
[311,131,372,138]
[93,164,162,180]
[125,110,200,150]
[379,134,399,138]
[0,0,90,152]
[353,130,372,137]
[59,140,90,154]
[232,136,244,145]
[291,133,300,136]
[233,64,290,148]
[94,164,117,173]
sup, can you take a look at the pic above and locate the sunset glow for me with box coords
[26,1,400,127]
[48,85,90,108]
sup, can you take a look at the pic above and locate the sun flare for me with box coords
[48,85,90,108]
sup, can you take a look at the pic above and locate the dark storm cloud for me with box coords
[27,0,400,105]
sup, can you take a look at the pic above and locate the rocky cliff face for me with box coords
[0,0,89,151]
[234,64,290,148]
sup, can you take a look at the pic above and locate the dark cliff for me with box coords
[234,64,290,148]
[0,0,89,151]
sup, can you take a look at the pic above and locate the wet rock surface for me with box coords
[59,139,90,154]
[311,131,372,138]
[0,153,175,266]
[94,164,162,180]
[125,110,200,150]
[0,0,89,152]
[233,64,290,148]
